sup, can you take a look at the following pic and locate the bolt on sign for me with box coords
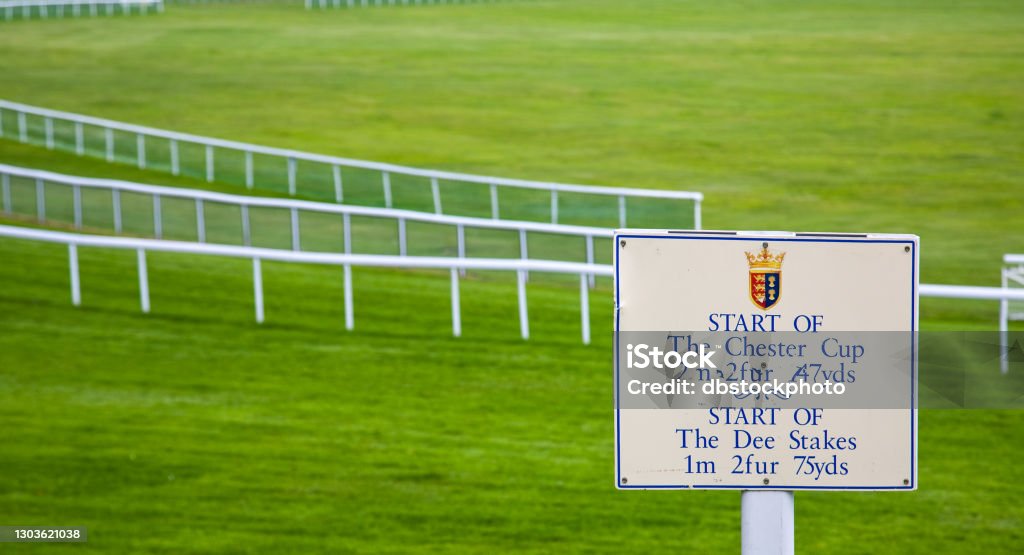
[614,230,919,490]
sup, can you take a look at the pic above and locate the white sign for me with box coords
[614,230,918,491]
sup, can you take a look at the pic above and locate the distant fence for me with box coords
[0,100,703,230]
[306,0,491,8]
[1001,254,1024,374]
[0,0,162,20]
[0,163,613,284]
[0,223,609,343]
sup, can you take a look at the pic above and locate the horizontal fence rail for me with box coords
[0,163,613,284]
[306,0,494,8]
[0,224,611,344]
[0,99,703,230]
[0,0,162,19]
[919,283,1024,302]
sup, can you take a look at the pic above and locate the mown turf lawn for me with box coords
[0,0,1022,553]
[0,233,1021,553]
[0,0,1021,280]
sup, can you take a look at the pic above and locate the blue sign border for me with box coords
[613,233,917,491]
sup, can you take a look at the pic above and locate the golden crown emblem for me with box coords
[745,245,785,272]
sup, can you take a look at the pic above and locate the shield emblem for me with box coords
[750,271,781,310]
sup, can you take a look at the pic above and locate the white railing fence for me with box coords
[306,0,494,8]
[164,0,290,3]
[4,224,1024,347]
[1000,254,1024,374]
[0,163,613,285]
[0,224,609,344]
[0,100,703,231]
[0,0,162,20]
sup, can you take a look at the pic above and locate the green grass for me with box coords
[0,0,1022,280]
[0,1,1023,552]
[0,236,1021,553]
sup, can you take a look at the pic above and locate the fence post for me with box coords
[73,185,82,229]
[196,199,206,243]
[245,151,254,189]
[112,189,122,234]
[618,196,626,228]
[1,173,10,215]
[580,273,590,345]
[105,127,114,162]
[241,204,251,246]
[253,258,264,324]
[205,145,214,182]
[382,172,392,208]
[333,165,343,203]
[287,157,296,195]
[456,223,466,277]
[694,198,702,230]
[35,179,45,222]
[489,184,499,219]
[517,269,529,340]
[75,122,84,155]
[290,207,301,251]
[342,212,354,329]
[551,190,558,224]
[137,134,146,169]
[398,218,407,256]
[586,235,595,288]
[1001,267,1009,375]
[153,194,162,238]
[137,248,150,314]
[519,228,529,281]
[450,268,461,337]
[742,491,795,555]
[44,117,54,149]
[431,177,442,214]
[68,244,81,306]
[343,263,354,331]
[170,139,180,175]
[343,213,352,254]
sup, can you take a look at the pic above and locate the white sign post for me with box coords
[613,230,919,554]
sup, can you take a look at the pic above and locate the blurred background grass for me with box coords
[0,0,1022,552]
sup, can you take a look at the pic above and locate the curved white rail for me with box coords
[0,0,162,19]
[306,0,482,9]
[0,163,612,281]
[0,99,703,229]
